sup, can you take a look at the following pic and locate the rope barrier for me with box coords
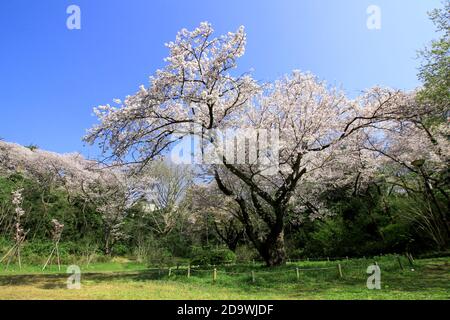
[1,255,407,282]
[176,265,340,276]
[0,261,411,284]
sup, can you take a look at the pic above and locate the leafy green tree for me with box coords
[417,1,450,113]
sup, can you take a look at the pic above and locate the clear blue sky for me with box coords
[0,0,443,157]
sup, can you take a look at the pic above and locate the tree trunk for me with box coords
[420,170,450,244]
[257,229,286,267]
[104,242,111,255]
[225,233,242,252]
[213,170,292,267]
[104,232,112,255]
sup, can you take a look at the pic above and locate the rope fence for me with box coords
[0,254,416,286]
[138,253,418,284]
[126,256,415,284]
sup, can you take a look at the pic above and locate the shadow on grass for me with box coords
[0,260,448,295]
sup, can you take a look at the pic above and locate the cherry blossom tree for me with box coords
[70,166,149,255]
[85,23,425,266]
[186,183,244,251]
[358,88,450,247]
[0,189,27,269]
[42,219,64,271]
[137,161,193,236]
[0,140,148,255]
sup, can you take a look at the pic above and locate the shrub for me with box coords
[111,243,129,256]
[234,245,259,263]
[190,246,236,266]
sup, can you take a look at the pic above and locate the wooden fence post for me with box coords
[213,268,217,283]
[397,256,404,270]
[406,253,414,267]
[296,267,300,281]
[168,267,172,277]
[187,265,191,278]
[251,271,255,283]
[337,264,343,278]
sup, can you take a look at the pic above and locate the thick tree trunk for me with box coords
[238,202,288,266]
[213,170,292,267]
[257,229,286,267]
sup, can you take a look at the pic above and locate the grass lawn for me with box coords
[0,256,448,300]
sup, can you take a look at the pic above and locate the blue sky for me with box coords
[0,0,443,157]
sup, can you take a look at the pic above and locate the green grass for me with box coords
[0,256,448,300]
